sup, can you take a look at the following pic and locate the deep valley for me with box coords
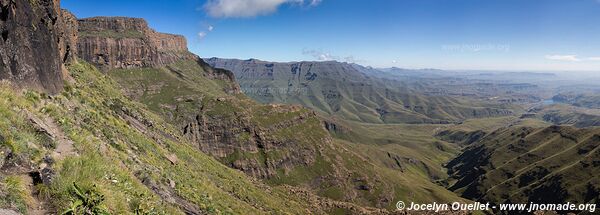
[0,0,598,214]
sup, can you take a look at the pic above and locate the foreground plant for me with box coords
[62,183,110,215]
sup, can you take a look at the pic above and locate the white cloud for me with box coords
[344,56,363,64]
[198,32,208,39]
[302,49,336,61]
[203,0,321,18]
[545,54,600,62]
[545,55,581,62]
[309,0,322,6]
[302,49,363,63]
[198,25,215,41]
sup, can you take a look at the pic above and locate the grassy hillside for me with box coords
[321,117,475,204]
[107,57,470,209]
[434,116,550,146]
[0,61,351,214]
[527,104,600,128]
[446,124,600,208]
[553,93,600,109]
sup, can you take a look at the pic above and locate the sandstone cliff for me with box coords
[0,0,70,94]
[77,17,191,69]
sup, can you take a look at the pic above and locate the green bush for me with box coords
[62,183,110,215]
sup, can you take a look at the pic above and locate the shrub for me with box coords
[61,183,110,215]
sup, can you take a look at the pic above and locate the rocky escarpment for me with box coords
[182,104,322,178]
[0,0,75,94]
[77,17,190,69]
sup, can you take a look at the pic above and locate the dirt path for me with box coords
[19,110,78,214]
[26,111,77,160]
[19,174,47,215]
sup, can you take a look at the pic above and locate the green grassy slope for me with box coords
[527,104,600,128]
[321,117,472,206]
[0,61,339,214]
[434,116,550,146]
[553,93,600,109]
[446,124,600,207]
[108,58,469,209]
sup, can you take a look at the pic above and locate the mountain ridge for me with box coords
[205,57,516,124]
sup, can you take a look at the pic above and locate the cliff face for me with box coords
[181,104,321,178]
[0,0,70,94]
[59,9,78,64]
[77,17,190,70]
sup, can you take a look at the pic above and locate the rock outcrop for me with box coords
[0,0,68,94]
[59,9,78,64]
[77,17,191,70]
[182,106,320,178]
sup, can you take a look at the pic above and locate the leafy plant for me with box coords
[62,183,110,215]
[130,193,155,215]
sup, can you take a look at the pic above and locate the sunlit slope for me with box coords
[447,125,600,206]
[321,118,471,206]
[0,61,341,214]
[108,57,467,209]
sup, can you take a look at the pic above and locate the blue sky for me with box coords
[63,0,600,71]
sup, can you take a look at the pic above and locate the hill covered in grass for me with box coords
[107,55,467,210]
[446,125,600,208]
[526,104,600,128]
[0,2,403,213]
[553,93,600,109]
[73,14,468,211]
[1,60,353,214]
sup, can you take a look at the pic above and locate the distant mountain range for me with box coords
[205,58,518,124]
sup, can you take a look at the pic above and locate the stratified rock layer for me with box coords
[77,17,189,70]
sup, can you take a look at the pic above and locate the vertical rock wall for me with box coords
[0,0,68,94]
[76,17,190,70]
